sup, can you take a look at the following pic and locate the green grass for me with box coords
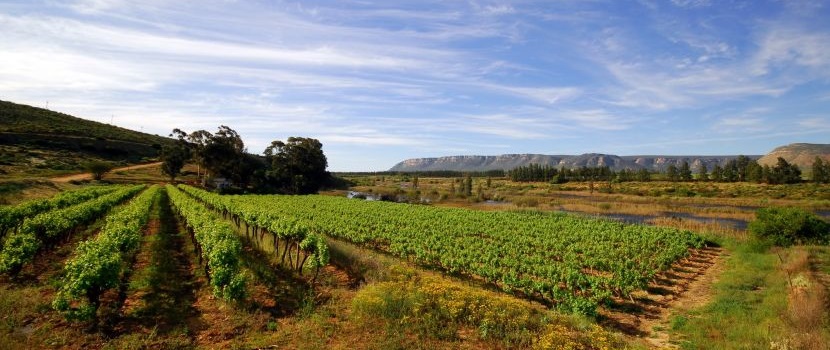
[0,100,172,178]
[0,100,171,146]
[668,240,790,349]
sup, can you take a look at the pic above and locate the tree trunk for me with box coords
[87,287,102,325]
[295,244,302,270]
[281,241,291,266]
[312,266,320,284]
[299,253,309,274]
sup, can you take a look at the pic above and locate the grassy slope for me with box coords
[0,100,174,178]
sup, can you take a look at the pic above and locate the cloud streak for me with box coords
[0,0,828,170]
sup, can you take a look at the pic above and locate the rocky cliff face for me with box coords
[757,143,830,170]
[389,153,757,172]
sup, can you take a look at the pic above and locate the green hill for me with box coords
[0,100,174,178]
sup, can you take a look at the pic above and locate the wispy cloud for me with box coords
[751,26,830,78]
[1,0,828,170]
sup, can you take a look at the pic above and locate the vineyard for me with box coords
[0,185,145,275]
[177,184,705,315]
[0,181,720,348]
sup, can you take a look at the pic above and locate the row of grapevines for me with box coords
[0,185,145,275]
[53,185,160,320]
[0,185,119,238]
[177,185,329,279]
[165,185,246,301]
[178,185,703,315]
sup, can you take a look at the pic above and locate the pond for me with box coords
[557,209,749,230]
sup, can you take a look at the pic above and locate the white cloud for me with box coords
[318,134,426,146]
[715,117,763,127]
[670,0,712,8]
[1,0,828,171]
[561,109,631,131]
[68,0,126,14]
[491,85,582,104]
[798,117,830,129]
[752,27,830,77]
[481,5,516,16]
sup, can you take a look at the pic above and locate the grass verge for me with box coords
[668,239,829,349]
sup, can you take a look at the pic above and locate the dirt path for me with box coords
[50,162,162,183]
[118,190,199,344]
[601,246,724,348]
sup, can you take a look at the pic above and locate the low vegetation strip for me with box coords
[0,185,144,275]
[0,185,119,238]
[179,185,704,316]
[165,185,246,301]
[53,185,159,321]
[352,265,622,348]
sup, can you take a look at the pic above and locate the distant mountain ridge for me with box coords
[390,153,760,172]
[391,143,830,172]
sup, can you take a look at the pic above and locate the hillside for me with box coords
[389,153,757,172]
[757,143,830,171]
[0,100,174,177]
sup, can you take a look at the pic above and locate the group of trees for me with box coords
[507,155,818,185]
[688,156,802,184]
[813,157,830,184]
[508,164,650,183]
[161,126,329,194]
[506,155,830,184]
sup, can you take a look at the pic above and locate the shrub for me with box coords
[350,265,623,348]
[84,161,114,180]
[749,207,829,246]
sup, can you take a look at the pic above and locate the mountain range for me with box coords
[389,143,830,173]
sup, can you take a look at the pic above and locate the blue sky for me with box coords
[1,0,828,171]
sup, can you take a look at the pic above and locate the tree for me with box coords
[735,155,751,182]
[636,168,651,182]
[187,129,213,183]
[746,161,763,183]
[813,157,830,184]
[202,126,245,182]
[85,161,113,181]
[697,163,708,181]
[761,165,771,183]
[722,162,736,182]
[711,164,723,182]
[264,137,328,194]
[769,157,801,184]
[160,143,190,182]
[679,161,693,181]
[666,164,679,182]
[464,174,473,197]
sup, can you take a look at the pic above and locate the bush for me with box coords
[749,207,829,246]
[84,161,114,180]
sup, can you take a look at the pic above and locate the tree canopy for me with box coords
[169,127,330,194]
[264,137,328,194]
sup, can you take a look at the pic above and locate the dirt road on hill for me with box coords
[50,162,163,182]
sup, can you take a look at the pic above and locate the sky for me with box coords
[1,0,829,171]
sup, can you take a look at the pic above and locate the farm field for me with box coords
[340,175,830,238]
[5,1,830,348]
[0,164,828,349]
